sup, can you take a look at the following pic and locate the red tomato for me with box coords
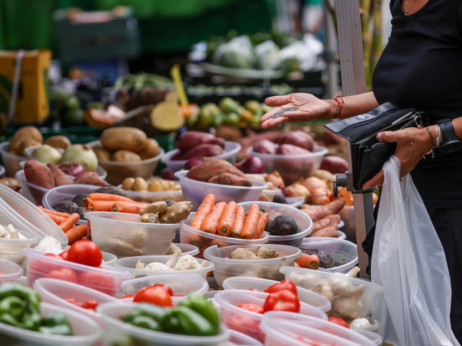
[133,286,173,307]
[79,271,116,296]
[59,250,69,260]
[119,294,134,300]
[237,303,264,314]
[46,267,78,283]
[45,253,63,260]
[328,317,350,328]
[150,284,174,296]
[264,280,298,295]
[84,299,99,310]
[65,298,84,308]
[67,240,102,267]
[226,314,263,341]
[29,254,64,275]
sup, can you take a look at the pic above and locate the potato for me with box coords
[93,146,112,161]
[138,138,160,160]
[132,177,148,191]
[279,131,314,151]
[122,177,135,190]
[276,144,311,155]
[320,156,349,174]
[10,126,43,153]
[44,135,71,150]
[101,127,147,152]
[253,139,277,154]
[112,150,141,162]
[15,139,41,157]
[148,180,163,192]
[183,144,224,160]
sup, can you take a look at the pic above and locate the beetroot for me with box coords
[235,157,264,174]
[185,158,203,170]
[253,139,277,154]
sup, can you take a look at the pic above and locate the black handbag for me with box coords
[325,102,423,190]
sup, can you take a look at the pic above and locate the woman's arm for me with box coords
[261,91,379,128]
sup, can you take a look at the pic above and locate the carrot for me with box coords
[38,206,69,218]
[46,213,66,224]
[240,204,260,239]
[87,193,134,202]
[230,206,245,238]
[217,201,237,236]
[58,213,80,232]
[190,194,215,229]
[85,199,115,211]
[66,224,88,244]
[200,202,227,234]
[295,253,319,269]
[113,201,149,213]
[253,212,269,239]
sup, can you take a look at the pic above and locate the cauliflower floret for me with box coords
[174,255,200,270]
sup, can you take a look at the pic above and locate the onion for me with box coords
[185,158,203,170]
[58,162,86,177]
[235,157,265,174]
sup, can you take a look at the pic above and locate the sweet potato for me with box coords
[186,158,245,182]
[47,163,73,186]
[74,172,106,186]
[24,160,55,189]
[208,172,251,186]
[302,198,346,222]
[312,214,341,233]
[311,226,338,238]
[279,131,314,151]
[177,131,225,153]
[276,144,311,155]
[253,139,276,154]
[183,144,224,160]
[320,156,349,174]
[265,171,285,189]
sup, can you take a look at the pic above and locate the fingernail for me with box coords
[376,133,382,141]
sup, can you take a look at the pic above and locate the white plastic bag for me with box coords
[371,156,459,346]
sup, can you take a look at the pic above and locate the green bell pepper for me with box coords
[39,312,73,336]
[179,293,220,334]
[0,283,41,330]
[123,303,166,323]
[129,315,162,331]
[161,306,216,336]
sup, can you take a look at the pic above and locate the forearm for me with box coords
[324,92,379,119]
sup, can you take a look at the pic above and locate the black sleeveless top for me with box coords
[372,0,462,208]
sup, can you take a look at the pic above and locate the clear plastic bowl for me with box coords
[0,301,101,345]
[180,213,269,258]
[162,141,241,173]
[173,243,200,256]
[0,258,23,282]
[203,244,301,288]
[355,329,383,345]
[16,169,50,205]
[0,141,26,177]
[261,311,375,345]
[248,145,328,184]
[175,170,268,210]
[222,330,263,346]
[221,276,330,312]
[33,278,120,324]
[302,230,347,243]
[0,164,5,177]
[114,255,214,279]
[0,184,68,245]
[0,228,39,265]
[85,212,177,258]
[98,301,230,346]
[117,186,183,203]
[87,140,164,185]
[215,290,326,342]
[280,266,385,319]
[299,238,358,273]
[24,248,130,297]
[260,314,366,346]
[285,196,305,208]
[260,187,281,202]
[119,274,209,304]
[237,202,313,247]
[102,251,117,265]
[42,184,102,225]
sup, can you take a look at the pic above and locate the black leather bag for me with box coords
[325,102,423,190]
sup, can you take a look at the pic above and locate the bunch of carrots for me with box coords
[83,193,149,213]
[38,206,87,245]
[190,194,269,240]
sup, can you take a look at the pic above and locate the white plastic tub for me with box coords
[102,251,117,265]
[172,243,199,256]
[0,258,23,283]
[162,141,241,173]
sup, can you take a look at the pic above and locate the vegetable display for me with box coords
[38,207,88,244]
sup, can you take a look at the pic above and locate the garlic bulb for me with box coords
[349,317,372,329]
[330,273,359,296]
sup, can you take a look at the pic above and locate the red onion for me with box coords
[235,157,265,174]
[185,158,203,170]
[58,162,85,177]
[160,168,175,181]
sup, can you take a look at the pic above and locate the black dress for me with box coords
[372,0,462,340]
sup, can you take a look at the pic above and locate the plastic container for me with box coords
[248,145,328,184]
[102,251,117,265]
[355,329,383,345]
[33,278,120,324]
[223,330,263,346]
[24,248,130,297]
[0,165,5,177]
[222,276,330,312]
[302,230,347,244]
[215,290,326,342]
[117,186,183,203]
[87,140,164,185]
[85,212,177,257]
[175,170,268,210]
[162,141,241,173]
[180,214,269,258]
[203,244,301,288]
[114,255,214,279]
[42,184,101,224]
[98,302,230,346]
[0,302,101,345]
[16,169,49,205]
[262,311,375,345]
[0,184,68,245]
[0,141,26,176]
[285,196,305,208]
[0,258,23,283]
[299,238,358,273]
[0,228,39,265]
[260,315,365,346]
[280,266,385,319]
[119,274,209,304]
[172,243,200,256]
[237,202,312,247]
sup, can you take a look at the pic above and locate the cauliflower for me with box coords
[174,255,201,270]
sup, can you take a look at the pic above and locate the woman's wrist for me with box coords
[324,99,338,119]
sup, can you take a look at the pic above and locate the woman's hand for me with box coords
[362,127,434,189]
[260,93,332,128]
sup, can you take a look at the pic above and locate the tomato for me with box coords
[264,280,298,295]
[226,314,263,341]
[150,284,174,296]
[46,267,78,283]
[119,294,134,300]
[67,240,102,267]
[79,271,116,296]
[45,253,63,260]
[65,298,84,308]
[237,303,264,314]
[328,317,350,328]
[133,286,173,307]
[84,299,99,310]
[59,250,69,260]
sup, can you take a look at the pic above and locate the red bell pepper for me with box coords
[264,280,298,295]
[263,290,300,313]
[328,317,350,328]
[237,303,264,314]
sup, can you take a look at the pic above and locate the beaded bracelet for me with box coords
[333,96,345,118]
